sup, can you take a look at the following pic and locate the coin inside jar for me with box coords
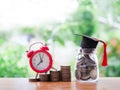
[75,69,81,80]
[87,65,96,71]
[76,60,85,68]
[90,68,97,79]
[84,55,96,64]
[79,65,89,71]
[80,71,90,80]
[77,56,85,61]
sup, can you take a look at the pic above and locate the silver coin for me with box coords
[87,66,96,71]
[75,69,81,80]
[77,57,85,63]
[90,68,97,80]
[80,71,90,80]
[79,65,89,71]
[76,60,85,68]
[84,55,96,64]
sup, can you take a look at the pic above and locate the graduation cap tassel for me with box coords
[99,40,108,66]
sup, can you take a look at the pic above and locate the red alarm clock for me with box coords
[27,42,53,73]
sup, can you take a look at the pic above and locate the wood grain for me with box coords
[0,78,120,90]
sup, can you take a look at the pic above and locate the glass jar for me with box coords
[75,48,99,82]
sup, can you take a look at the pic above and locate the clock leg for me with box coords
[35,73,39,79]
[51,67,57,71]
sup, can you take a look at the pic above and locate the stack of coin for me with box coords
[50,71,60,82]
[59,71,62,81]
[61,66,71,82]
[39,74,50,82]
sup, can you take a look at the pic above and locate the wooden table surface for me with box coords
[0,78,120,90]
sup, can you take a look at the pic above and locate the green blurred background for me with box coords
[0,0,120,77]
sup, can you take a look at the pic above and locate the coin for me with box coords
[50,71,60,82]
[61,66,71,71]
[61,66,71,82]
[79,65,89,71]
[87,65,96,71]
[90,68,97,79]
[76,60,85,68]
[61,72,71,81]
[77,56,85,61]
[84,55,96,64]
[80,71,90,80]
[29,78,40,82]
[40,74,50,82]
[75,69,81,80]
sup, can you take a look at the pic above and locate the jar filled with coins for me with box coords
[74,34,108,82]
[75,48,99,82]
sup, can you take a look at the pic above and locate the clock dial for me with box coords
[32,52,50,71]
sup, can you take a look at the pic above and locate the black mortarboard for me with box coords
[74,34,108,66]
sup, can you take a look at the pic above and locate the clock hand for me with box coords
[37,53,44,65]
[37,54,42,65]
[40,53,44,62]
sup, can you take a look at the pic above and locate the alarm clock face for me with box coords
[30,51,52,73]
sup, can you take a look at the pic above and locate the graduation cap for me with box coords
[74,34,108,66]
